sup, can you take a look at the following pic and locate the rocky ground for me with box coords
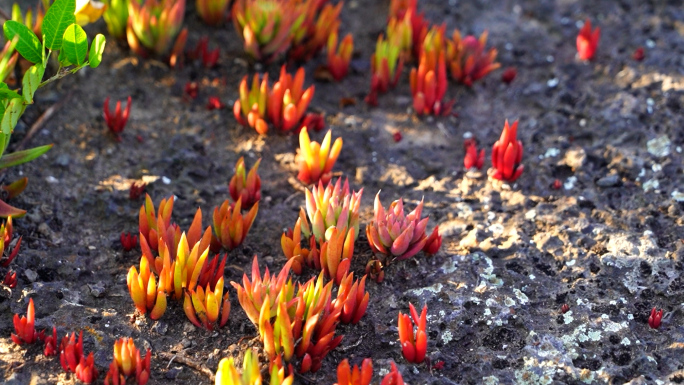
[1,0,684,384]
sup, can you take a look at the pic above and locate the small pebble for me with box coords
[25,269,38,282]
[596,174,619,187]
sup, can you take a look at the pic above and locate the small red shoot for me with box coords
[648,307,663,329]
[501,67,517,84]
[103,97,132,142]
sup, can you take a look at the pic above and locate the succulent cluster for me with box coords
[0,217,21,288]
[490,120,524,182]
[127,0,188,63]
[231,256,369,373]
[233,66,322,135]
[335,358,407,385]
[327,31,354,81]
[296,128,343,185]
[446,30,500,86]
[366,192,441,262]
[398,303,428,364]
[231,0,346,63]
[104,338,151,385]
[60,331,98,383]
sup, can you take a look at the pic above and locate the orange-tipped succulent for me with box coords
[386,12,412,61]
[398,303,427,364]
[365,34,404,106]
[258,291,296,361]
[334,273,369,324]
[267,66,317,134]
[138,194,177,254]
[305,177,363,244]
[327,32,354,81]
[231,0,300,62]
[366,192,431,261]
[335,358,373,385]
[410,26,451,116]
[216,349,267,385]
[281,215,317,274]
[490,120,524,183]
[229,157,262,209]
[293,274,343,373]
[11,298,38,345]
[127,256,168,319]
[319,227,355,285]
[290,1,343,61]
[0,216,22,268]
[212,198,258,251]
[60,331,99,384]
[446,30,500,86]
[196,0,230,25]
[231,255,295,326]
[184,277,231,330]
[577,19,600,61]
[105,338,151,385]
[234,73,269,134]
[127,0,187,61]
[296,128,343,185]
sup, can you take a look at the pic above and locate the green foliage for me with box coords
[88,34,106,68]
[3,21,42,64]
[42,0,76,51]
[61,24,87,66]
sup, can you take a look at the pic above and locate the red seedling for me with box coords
[44,326,58,356]
[3,270,16,288]
[103,97,132,142]
[12,298,39,344]
[648,307,663,329]
[190,37,219,68]
[633,47,645,61]
[551,179,562,190]
[423,226,441,255]
[327,32,353,81]
[501,67,517,84]
[491,120,524,182]
[335,358,373,385]
[60,331,100,383]
[207,96,224,110]
[464,142,485,170]
[432,360,445,370]
[121,232,138,252]
[393,132,402,142]
[0,217,21,267]
[380,361,405,385]
[398,303,427,364]
[576,19,600,61]
[129,181,147,200]
[184,82,199,99]
[560,303,569,313]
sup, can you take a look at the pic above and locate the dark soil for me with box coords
[2,0,684,384]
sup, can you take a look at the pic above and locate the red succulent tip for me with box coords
[423,226,442,255]
[490,120,524,183]
[129,181,147,200]
[3,270,16,288]
[121,232,138,252]
[397,303,428,364]
[633,47,645,61]
[560,303,570,314]
[103,96,132,141]
[184,82,199,99]
[648,307,663,329]
[551,179,562,190]
[11,298,38,345]
[393,132,403,143]
[501,67,517,84]
[207,96,224,110]
[576,19,600,61]
[464,142,485,170]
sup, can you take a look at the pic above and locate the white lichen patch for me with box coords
[484,308,492,316]
[672,190,684,202]
[441,330,453,345]
[504,297,516,307]
[544,148,560,158]
[621,337,631,346]
[602,319,628,333]
[483,376,500,385]
[440,256,459,274]
[514,289,529,305]
[410,283,444,297]
[563,311,574,324]
[647,135,671,157]
[525,209,536,220]
[486,298,498,307]
[488,223,504,234]
[643,178,659,192]
[564,176,577,190]
[579,369,595,384]
[529,274,536,280]
[514,357,555,385]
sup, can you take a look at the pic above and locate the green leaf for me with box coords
[88,34,106,68]
[22,64,45,104]
[0,84,21,100]
[0,134,6,159]
[2,21,43,64]
[1,99,24,135]
[0,199,26,218]
[62,24,88,66]
[42,0,76,51]
[57,47,72,66]
[0,144,53,169]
